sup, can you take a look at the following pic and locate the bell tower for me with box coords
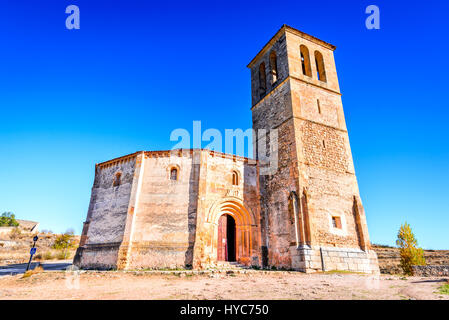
[249,25,379,273]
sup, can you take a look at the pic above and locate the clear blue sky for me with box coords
[0,1,448,249]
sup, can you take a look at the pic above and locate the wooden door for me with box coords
[217,215,228,261]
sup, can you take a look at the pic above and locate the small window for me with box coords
[113,172,121,187]
[170,168,178,181]
[322,140,326,149]
[317,99,321,114]
[259,62,267,98]
[332,216,342,229]
[314,51,327,82]
[269,51,278,84]
[232,171,239,186]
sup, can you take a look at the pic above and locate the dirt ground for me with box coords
[0,270,448,300]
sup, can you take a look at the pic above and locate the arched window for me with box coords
[232,171,239,186]
[259,62,266,98]
[314,51,327,82]
[170,168,178,181]
[113,172,121,187]
[269,51,278,84]
[300,45,312,77]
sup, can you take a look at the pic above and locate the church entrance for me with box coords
[217,214,236,262]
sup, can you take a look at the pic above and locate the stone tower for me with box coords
[248,25,379,273]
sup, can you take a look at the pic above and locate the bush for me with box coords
[22,265,44,279]
[396,222,426,275]
[0,212,19,227]
[52,230,76,250]
[43,251,53,260]
[9,227,21,239]
[55,250,71,260]
[438,283,449,295]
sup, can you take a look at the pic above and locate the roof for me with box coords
[247,24,337,69]
[96,149,258,168]
[16,219,39,231]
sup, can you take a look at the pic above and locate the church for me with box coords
[74,25,379,274]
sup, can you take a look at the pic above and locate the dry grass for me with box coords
[21,265,44,279]
[0,232,79,266]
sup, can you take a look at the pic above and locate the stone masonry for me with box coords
[74,25,379,274]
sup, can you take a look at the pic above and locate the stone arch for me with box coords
[166,164,180,181]
[314,50,327,82]
[207,197,257,264]
[300,45,312,77]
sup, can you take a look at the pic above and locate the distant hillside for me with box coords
[0,229,79,266]
[372,244,449,274]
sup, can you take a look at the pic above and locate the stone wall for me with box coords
[126,150,199,269]
[412,265,449,277]
[292,246,379,274]
[251,77,299,268]
[75,154,138,269]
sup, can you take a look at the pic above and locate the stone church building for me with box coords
[74,25,379,274]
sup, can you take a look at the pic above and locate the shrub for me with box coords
[43,251,53,260]
[52,229,76,250]
[9,227,21,239]
[55,250,68,260]
[0,212,19,227]
[438,283,449,295]
[396,222,426,275]
[22,265,44,279]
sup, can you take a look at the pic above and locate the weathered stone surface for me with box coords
[412,265,449,277]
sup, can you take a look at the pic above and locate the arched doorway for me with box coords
[217,214,236,262]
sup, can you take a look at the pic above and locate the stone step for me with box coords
[207,261,251,270]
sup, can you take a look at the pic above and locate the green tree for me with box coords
[0,212,19,227]
[396,222,426,275]
[52,229,76,250]
[52,229,77,260]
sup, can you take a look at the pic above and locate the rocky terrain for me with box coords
[372,244,449,274]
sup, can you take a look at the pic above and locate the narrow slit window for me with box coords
[269,51,278,84]
[232,171,239,185]
[317,99,321,114]
[259,62,267,98]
